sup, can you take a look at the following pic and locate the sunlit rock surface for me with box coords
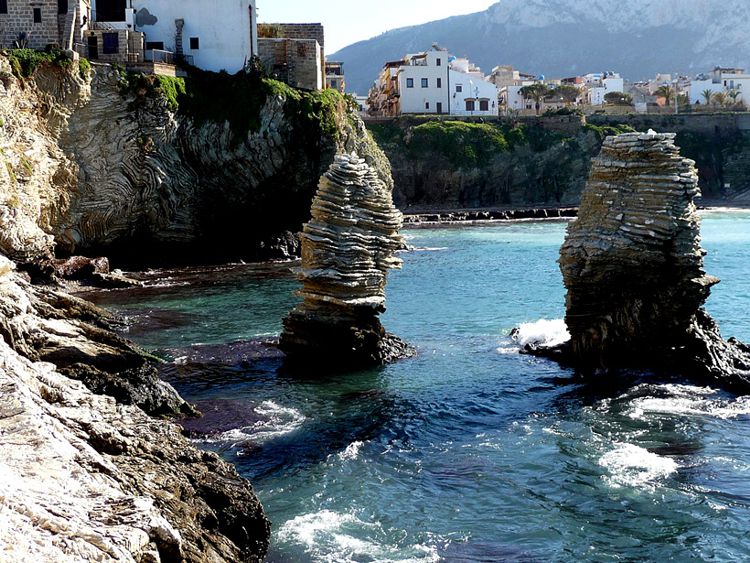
[0,257,270,561]
[280,153,411,368]
[555,131,750,391]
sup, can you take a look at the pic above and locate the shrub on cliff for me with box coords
[6,48,71,79]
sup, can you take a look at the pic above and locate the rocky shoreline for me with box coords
[402,206,579,226]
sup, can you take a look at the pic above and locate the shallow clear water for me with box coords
[89,211,750,562]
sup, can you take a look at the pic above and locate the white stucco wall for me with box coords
[129,0,257,72]
[396,50,498,116]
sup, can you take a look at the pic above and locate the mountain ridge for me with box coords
[332,0,750,94]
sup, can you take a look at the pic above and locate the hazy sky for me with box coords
[257,0,497,53]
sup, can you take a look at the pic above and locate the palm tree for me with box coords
[701,89,714,106]
[519,83,551,115]
[728,90,741,107]
[713,91,728,108]
[655,85,674,107]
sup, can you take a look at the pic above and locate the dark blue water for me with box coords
[87,211,750,562]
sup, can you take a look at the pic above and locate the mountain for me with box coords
[332,0,750,95]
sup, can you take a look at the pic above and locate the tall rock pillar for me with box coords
[280,153,411,369]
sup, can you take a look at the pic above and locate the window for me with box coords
[95,0,126,22]
[330,79,338,89]
[0,0,7,14]
[456,84,463,93]
[406,78,414,88]
[436,58,441,66]
[425,102,430,110]
[33,8,42,23]
[479,100,489,111]
[190,37,200,50]
[102,32,119,54]
[146,41,164,51]
[465,100,475,111]
[58,0,68,15]
[437,77,442,88]
[421,78,428,88]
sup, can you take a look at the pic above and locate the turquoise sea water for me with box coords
[88,211,750,562]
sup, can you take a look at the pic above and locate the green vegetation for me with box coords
[408,121,510,167]
[582,123,636,141]
[604,92,633,106]
[120,68,347,146]
[6,48,71,79]
[78,57,91,79]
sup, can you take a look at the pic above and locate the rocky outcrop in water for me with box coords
[280,153,411,368]
[0,256,270,561]
[550,131,750,391]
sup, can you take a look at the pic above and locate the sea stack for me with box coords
[556,131,750,390]
[280,153,411,369]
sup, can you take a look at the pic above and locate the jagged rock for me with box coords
[0,259,190,417]
[280,153,411,368]
[548,131,750,391]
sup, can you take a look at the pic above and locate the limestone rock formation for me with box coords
[0,257,270,561]
[553,131,750,391]
[280,153,411,368]
[0,55,391,265]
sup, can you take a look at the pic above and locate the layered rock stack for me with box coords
[280,153,411,368]
[556,131,750,390]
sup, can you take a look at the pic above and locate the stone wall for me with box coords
[258,37,322,91]
[1,0,60,48]
[264,22,325,88]
[84,29,144,64]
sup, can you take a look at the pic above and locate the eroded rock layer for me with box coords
[0,257,270,562]
[280,153,410,367]
[558,131,750,390]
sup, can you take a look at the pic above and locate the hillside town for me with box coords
[364,44,750,117]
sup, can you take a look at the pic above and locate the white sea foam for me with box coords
[626,384,750,420]
[512,318,570,348]
[339,441,364,461]
[599,443,678,488]
[277,510,439,562]
[214,401,305,446]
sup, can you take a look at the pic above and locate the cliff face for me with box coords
[0,57,390,266]
[367,119,630,210]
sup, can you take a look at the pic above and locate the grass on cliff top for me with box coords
[368,119,572,169]
[582,123,636,141]
[124,68,345,145]
[6,48,72,79]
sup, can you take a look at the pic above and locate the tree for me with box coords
[713,91,728,108]
[655,85,674,106]
[604,91,633,106]
[728,90,741,107]
[519,83,551,115]
[547,85,580,105]
[701,89,714,106]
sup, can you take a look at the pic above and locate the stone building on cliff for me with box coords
[0,0,90,50]
[257,22,326,91]
[0,0,258,74]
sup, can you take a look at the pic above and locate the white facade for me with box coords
[395,48,498,116]
[689,68,750,104]
[584,73,625,105]
[92,0,257,72]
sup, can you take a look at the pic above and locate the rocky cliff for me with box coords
[0,256,270,561]
[367,119,633,210]
[0,55,390,266]
[550,131,750,391]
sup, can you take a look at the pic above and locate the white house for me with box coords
[91,0,257,72]
[584,72,624,105]
[381,46,498,116]
[689,67,750,104]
